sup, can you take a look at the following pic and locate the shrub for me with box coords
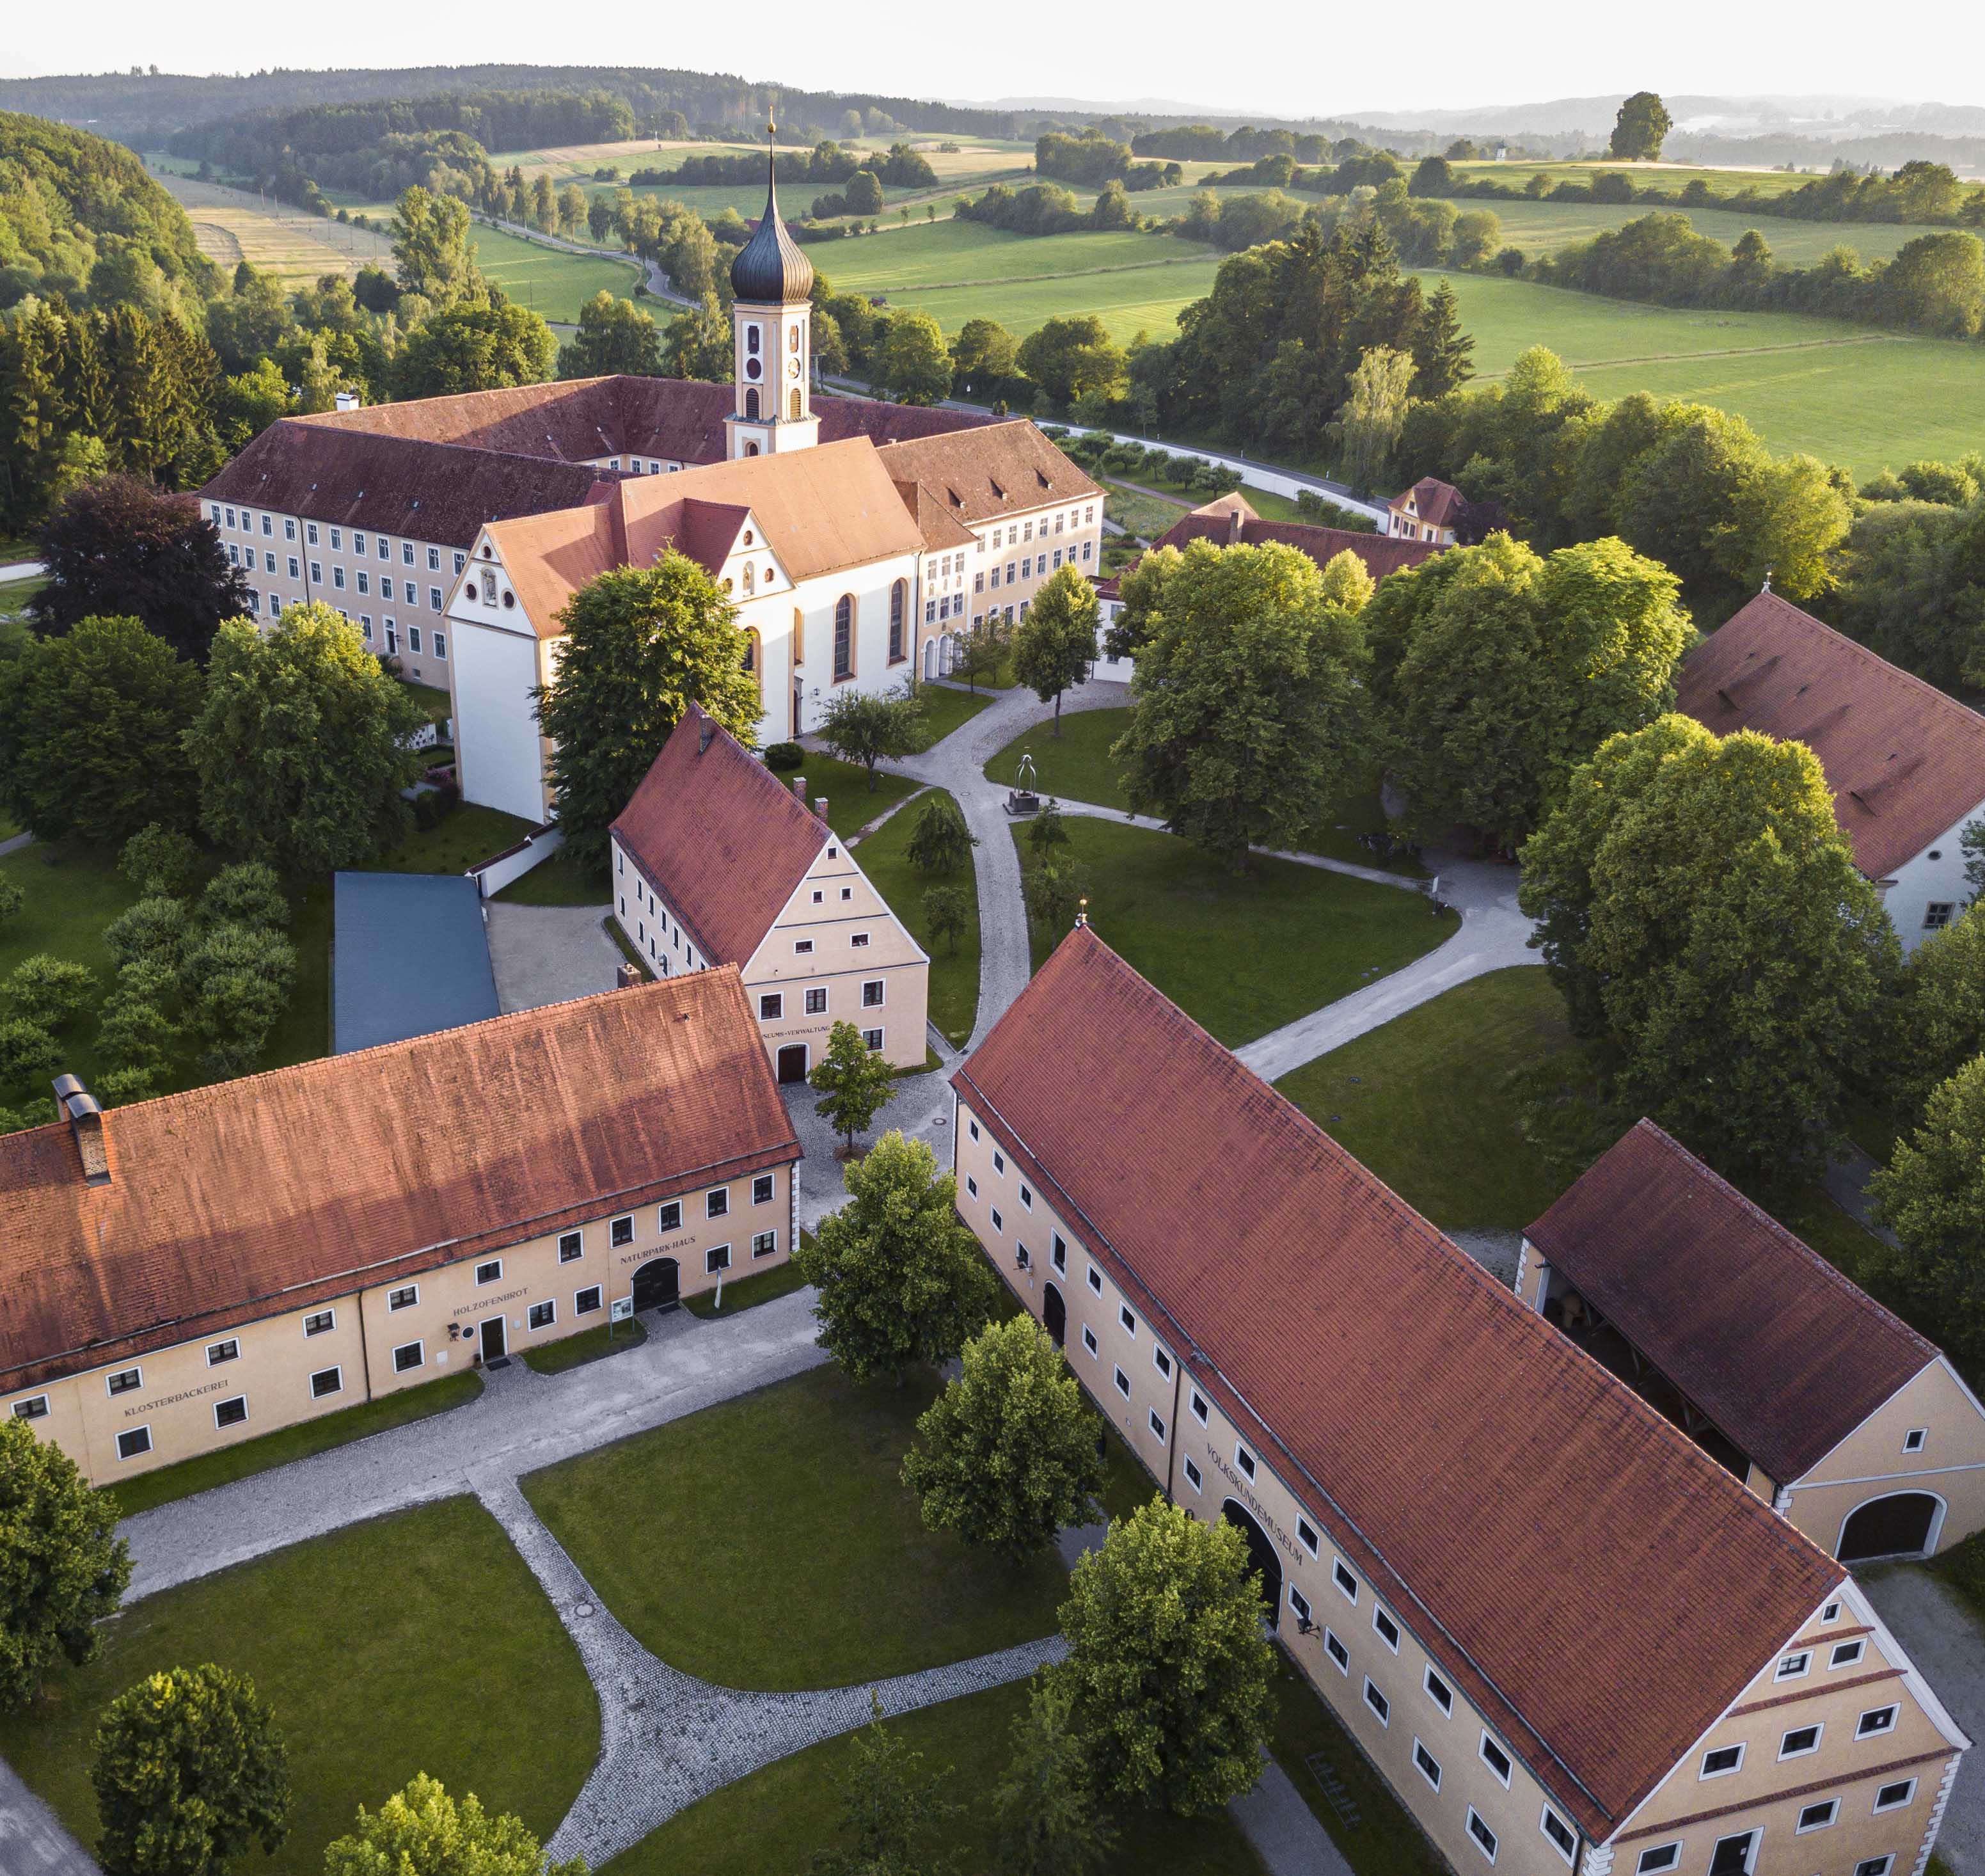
[104,894,190,969]
[5,956,97,1031]
[411,779,459,833]
[764,741,805,772]
[119,825,203,899]
[199,862,289,932]
[0,1019,60,1088]
[0,879,20,928]
[95,995,177,1075]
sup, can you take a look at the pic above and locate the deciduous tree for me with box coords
[324,1774,583,1876]
[1056,1498,1274,1817]
[793,1129,996,1383]
[819,687,922,792]
[811,1695,956,1876]
[906,793,977,875]
[393,301,557,399]
[557,290,661,379]
[390,187,484,306]
[1329,345,1416,494]
[1871,1058,1985,1374]
[91,1664,290,1876]
[119,825,202,899]
[807,1020,899,1156]
[902,1314,1106,1566]
[1016,316,1128,408]
[873,309,953,406]
[1609,91,1673,162]
[535,557,761,871]
[5,955,96,1031]
[922,882,972,955]
[659,292,734,383]
[1011,569,1097,735]
[992,1672,1118,1876]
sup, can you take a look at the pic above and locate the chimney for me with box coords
[53,1074,111,1187]
[1227,505,1243,545]
[697,712,714,754]
[791,774,807,801]
[334,389,361,413]
[814,797,829,822]
[616,962,643,990]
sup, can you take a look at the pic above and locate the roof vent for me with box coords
[990,479,1004,498]
[699,717,715,754]
[1036,470,1051,489]
[52,1074,111,1188]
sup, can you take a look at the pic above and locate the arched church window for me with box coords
[834,595,854,679]
[889,580,906,662]
[746,441,759,456]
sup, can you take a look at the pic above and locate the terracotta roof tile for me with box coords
[1524,1120,1938,1481]
[1146,497,1441,582]
[1391,475,1466,528]
[952,930,1842,1840]
[874,421,1102,525]
[1675,592,1985,881]
[610,706,828,966]
[0,972,796,1394]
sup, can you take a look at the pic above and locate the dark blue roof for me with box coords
[333,872,500,1055]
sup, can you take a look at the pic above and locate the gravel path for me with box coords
[484,900,622,1014]
[0,1760,97,1876]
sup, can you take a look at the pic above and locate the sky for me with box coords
[3,0,1983,120]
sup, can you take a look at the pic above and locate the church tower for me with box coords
[726,123,819,461]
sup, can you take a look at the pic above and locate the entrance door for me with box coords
[632,1257,680,1313]
[777,1042,809,1085]
[792,682,803,738]
[1221,1500,1283,1630]
[478,1316,506,1362]
[1839,1492,1940,1562]
[1043,1282,1066,1348]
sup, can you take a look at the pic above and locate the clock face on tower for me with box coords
[787,356,802,381]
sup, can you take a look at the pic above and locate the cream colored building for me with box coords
[608,704,928,1076]
[1519,1120,1985,1562]
[2,973,799,1488]
[949,925,1968,1876]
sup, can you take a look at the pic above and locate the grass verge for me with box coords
[791,751,922,839]
[493,848,608,906]
[681,1257,812,1319]
[852,785,980,1047]
[521,1314,649,1374]
[1016,819,1453,1048]
[0,1497,596,1875]
[521,1363,1069,1689]
[910,682,996,750]
[106,1371,485,1520]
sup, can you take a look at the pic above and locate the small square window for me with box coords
[387,1285,417,1311]
[528,1301,556,1331]
[1637,1849,1680,1876]
[1183,1456,1203,1491]
[993,1150,1006,1175]
[1542,1810,1576,1863]
[862,1028,884,1052]
[1295,1516,1319,1557]
[214,1396,248,1429]
[707,1187,729,1219]
[1334,1560,1358,1601]
[1780,1723,1821,1758]
[658,1202,682,1232]
[804,987,827,1014]
[1190,1389,1208,1425]
[1776,1651,1810,1680]
[1467,1811,1498,1863]
[1858,1861,1895,1876]
[706,1246,732,1275]
[1113,1365,1130,1398]
[1050,1234,1068,1272]
[559,1231,583,1263]
[1874,1780,1917,1814]
[1019,1184,1032,1210]
[116,1427,152,1461]
[1700,1745,1744,1778]
[612,1215,635,1246]
[475,1259,502,1285]
[1857,1705,1897,1738]
[851,932,870,948]
[1822,1600,1841,1622]
[1087,1267,1103,1296]
[1373,1607,1400,1651]
[1425,1667,1453,1713]
[304,1309,335,1337]
[812,890,823,904]
[1153,1346,1173,1379]
[753,1230,777,1259]
[967,1175,979,1199]
[576,1285,603,1314]
[1480,1735,1512,1785]
[392,1341,423,1373]
[1325,1630,1348,1673]
[1796,1801,1839,1834]
[1082,1326,1098,1356]
[1235,1443,1256,1480]
[862,979,884,1009]
[1924,903,1956,931]
[1148,1408,1166,1442]
[1363,1678,1389,1726]
[1415,1742,1442,1790]
[760,992,784,1020]
[207,1338,240,1365]
[1289,1584,1311,1625]
[754,1173,775,1205]
[310,1367,342,1399]
[1119,1305,1136,1336]
[968,1119,981,1141]
[11,1395,49,1420]
[794,939,814,955]
[991,1208,1004,1234]
[1904,1427,1927,1453]
[1832,1639,1867,1668]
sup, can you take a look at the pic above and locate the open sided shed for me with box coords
[332,871,500,1054]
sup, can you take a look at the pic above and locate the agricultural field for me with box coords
[818,218,1212,294]
[154,171,394,283]
[463,223,644,322]
[1441,196,1933,266]
[1450,159,1828,198]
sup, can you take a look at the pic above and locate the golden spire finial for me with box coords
[1076,897,1089,929]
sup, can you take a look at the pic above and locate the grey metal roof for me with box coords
[332,872,500,1055]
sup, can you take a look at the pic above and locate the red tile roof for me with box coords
[610,705,829,966]
[0,972,798,1395]
[1675,592,1985,882]
[953,930,1842,1841]
[1524,1120,1939,1482]
[1146,495,1441,582]
[1389,475,1466,529]
[875,421,1102,527]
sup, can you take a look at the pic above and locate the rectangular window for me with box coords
[559,1230,583,1263]
[1425,1667,1453,1713]
[706,1246,732,1275]
[1373,1607,1400,1651]
[333,568,345,589]
[576,1285,603,1315]
[1797,1801,1839,1834]
[1904,1427,1927,1453]
[753,1230,778,1259]
[1148,1408,1166,1442]
[310,561,322,583]
[804,987,827,1014]
[760,992,784,1020]
[1710,1834,1758,1876]
[388,1285,417,1311]
[1874,1779,1917,1814]
[1480,1735,1512,1785]
[1833,1639,1867,1667]
[1112,1366,1130,1399]
[1415,1742,1442,1791]
[1467,1811,1498,1863]
[862,979,885,1008]
[1542,1810,1577,1863]
[475,1259,503,1285]
[1858,1861,1895,1876]
[1295,1516,1319,1558]
[310,1366,342,1399]
[658,1202,682,1232]
[1363,1678,1389,1726]
[428,546,440,570]
[1190,1388,1208,1424]
[1325,1630,1349,1672]
[304,1309,335,1337]
[1334,1560,1358,1602]
[11,1395,49,1420]
[993,1150,1006,1175]
[794,939,814,955]
[1183,1456,1203,1491]
[967,1176,979,1198]
[1858,1706,1898,1738]
[753,1173,775,1205]
[612,1216,635,1246]
[991,1208,1003,1234]
[1781,1724,1821,1758]
[308,523,319,545]
[356,571,368,595]
[285,518,296,539]
[528,1301,555,1330]
[1290,1585,1312,1625]
[407,626,422,654]
[454,553,465,574]
[116,1427,152,1461]
[1119,1305,1137,1336]
[1153,1346,1173,1379]
[289,556,300,578]
[430,588,443,611]
[353,532,366,554]
[207,1338,240,1365]
[392,1341,423,1373]
[1925,903,1956,930]
[1776,1651,1811,1680]
[1637,1852,1680,1876]
[1235,1443,1256,1480]
[214,1395,248,1429]
[1018,1184,1033,1211]
[1082,1326,1098,1356]
[851,932,871,949]
[1700,1744,1744,1778]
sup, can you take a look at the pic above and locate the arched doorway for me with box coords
[631,1257,679,1313]
[1222,1500,1283,1628]
[777,1042,809,1085]
[1043,1282,1066,1348]
[1839,1492,1942,1562]
[924,638,937,681]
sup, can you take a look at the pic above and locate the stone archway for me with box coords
[1221,1500,1283,1628]
[1042,1282,1066,1348]
[1839,1491,1942,1562]
[631,1257,679,1313]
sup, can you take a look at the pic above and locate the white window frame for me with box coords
[1112,1365,1130,1399]
[1373,1606,1400,1651]
[106,1365,143,1397]
[759,992,784,1020]
[1466,1808,1499,1864]
[1087,1266,1103,1296]
[705,1245,731,1276]
[1183,1456,1203,1491]
[1424,1665,1453,1713]
[1479,1733,1513,1786]
[861,978,885,1008]
[1324,1629,1349,1674]
[303,1308,336,1337]
[576,1285,603,1314]
[387,1285,418,1312]
[1775,1651,1810,1680]
[1540,1808,1578,1865]
[310,1365,343,1399]
[753,1230,778,1259]
[1857,1859,1895,1876]
[1148,1408,1166,1442]
[862,1028,884,1053]
[1234,1442,1256,1480]
[559,1230,583,1263]
[116,1426,153,1461]
[1414,1740,1442,1790]
[658,1202,682,1232]
[1333,1560,1359,1602]
[11,1395,50,1420]
[1780,1722,1822,1760]
[1904,1427,1927,1454]
[1796,1800,1839,1834]
[1081,1326,1098,1357]
[206,1338,240,1365]
[1363,1677,1389,1726]
[392,1340,424,1374]
[754,1173,775,1206]
[1119,1305,1137,1337]
[1636,1848,1681,1876]
[528,1300,557,1331]
[1700,1743,1746,1779]
[213,1395,249,1430]
[1189,1388,1208,1424]
[1711,1832,1760,1876]
[1857,1705,1898,1739]
[611,1214,635,1246]
[706,1186,729,1219]
[1873,1779,1918,1815]
[475,1259,503,1286]
[1019,1183,1033,1211]
[1822,1600,1841,1623]
[1832,1639,1867,1668]
[1152,1344,1173,1379]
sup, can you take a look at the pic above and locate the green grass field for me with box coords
[1449,195,1931,267]
[0,1497,596,1875]
[1018,819,1453,1047]
[818,218,1212,294]
[1451,160,1824,200]
[851,786,980,1047]
[464,224,645,322]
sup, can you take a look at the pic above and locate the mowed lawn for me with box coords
[465,224,645,322]
[521,1364,1071,1690]
[1015,818,1453,1047]
[820,218,1212,294]
[0,1498,596,1875]
[851,786,980,1048]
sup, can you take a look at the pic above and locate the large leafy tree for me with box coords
[1011,568,1098,735]
[557,290,662,379]
[901,1314,1107,1566]
[393,301,557,400]
[992,1671,1118,1876]
[1895,904,1985,1120]
[1111,539,1366,872]
[1329,344,1416,494]
[1056,1498,1274,1817]
[390,187,484,306]
[0,615,203,843]
[1519,714,1897,1173]
[30,477,251,664]
[1870,1058,1985,1373]
[91,1664,290,1876]
[1609,91,1673,162]
[187,607,428,875]
[0,1417,132,1708]
[1364,533,1693,847]
[324,1774,584,1876]
[793,1129,997,1385]
[809,1019,899,1155]
[873,310,953,406]
[534,555,761,870]
[1016,315,1128,408]
[818,687,923,793]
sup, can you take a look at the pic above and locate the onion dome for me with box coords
[729,122,815,305]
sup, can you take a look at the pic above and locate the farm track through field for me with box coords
[1478,330,1906,378]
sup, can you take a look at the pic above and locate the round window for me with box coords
[501,590,515,609]
[745,357,763,381]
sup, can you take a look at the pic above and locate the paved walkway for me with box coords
[1233,1757,1357,1876]
[484,900,622,1014]
[0,832,32,859]
[0,1760,96,1876]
